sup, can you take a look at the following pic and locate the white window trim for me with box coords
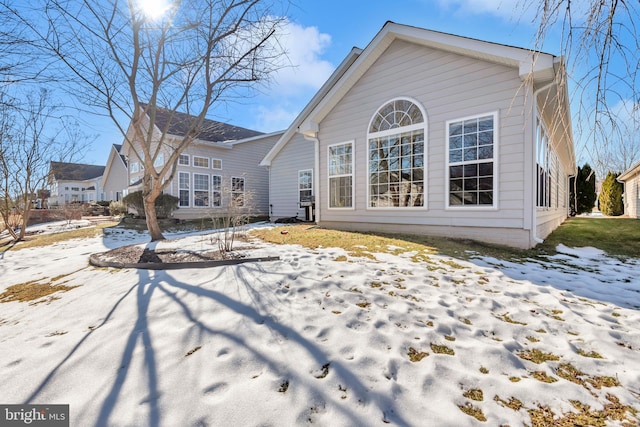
[178,154,190,166]
[366,97,428,211]
[327,140,355,210]
[178,171,190,208]
[193,173,210,208]
[193,156,210,169]
[298,169,314,205]
[212,158,222,170]
[445,111,499,211]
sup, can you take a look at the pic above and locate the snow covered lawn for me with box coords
[0,224,639,426]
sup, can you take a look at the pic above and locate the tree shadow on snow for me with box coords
[26,252,410,426]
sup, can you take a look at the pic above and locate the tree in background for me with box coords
[2,0,286,241]
[599,172,624,216]
[527,1,640,178]
[0,89,88,242]
[570,163,597,215]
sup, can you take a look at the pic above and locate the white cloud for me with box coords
[435,0,537,22]
[254,104,300,133]
[268,20,335,95]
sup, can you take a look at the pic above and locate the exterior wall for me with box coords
[268,133,315,220]
[534,91,572,241]
[316,39,532,248]
[49,178,103,205]
[102,152,127,202]
[622,172,640,218]
[163,134,279,220]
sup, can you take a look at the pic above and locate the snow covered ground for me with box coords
[0,223,639,426]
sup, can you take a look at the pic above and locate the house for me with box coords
[261,22,576,249]
[618,161,640,218]
[48,161,106,206]
[116,105,282,219]
[101,144,128,202]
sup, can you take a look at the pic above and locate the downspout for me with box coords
[532,78,557,245]
[302,133,321,224]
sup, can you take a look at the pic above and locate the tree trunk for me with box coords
[143,195,165,241]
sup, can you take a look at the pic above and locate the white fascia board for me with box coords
[260,48,363,166]
[227,130,286,146]
[619,161,640,182]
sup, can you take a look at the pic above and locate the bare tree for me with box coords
[2,0,285,241]
[0,88,87,242]
[527,1,640,174]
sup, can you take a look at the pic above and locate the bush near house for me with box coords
[570,163,597,214]
[122,191,178,219]
[599,172,624,216]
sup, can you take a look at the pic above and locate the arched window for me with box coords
[367,98,426,208]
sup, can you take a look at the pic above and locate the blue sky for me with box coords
[83,0,562,165]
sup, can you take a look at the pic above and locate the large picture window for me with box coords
[447,113,497,207]
[328,142,353,208]
[178,172,190,207]
[193,173,209,207]
[368,98,425,208]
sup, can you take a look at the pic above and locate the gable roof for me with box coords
[112,144,127,166]
[50,161,105,181]
[618,161,640,182]
[299,21,560,134]
[261,22,566,167]
[141,103,263,143]
[260,46,363,166]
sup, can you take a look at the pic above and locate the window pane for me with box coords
[478,146,493,160]
[450,122,463,136]
[464,134,478,148]
[450,135,463,150]
[450,165,463,178]
[464,148,477,161]
[464,120,478,134]
[450,149,463,163]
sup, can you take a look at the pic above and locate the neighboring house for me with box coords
[116,105,281,220]
[101,144,128,202]
[48,161,106,206]
[261,22,576,249]
[618,162,640,218]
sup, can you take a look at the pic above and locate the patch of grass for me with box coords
[578,349,604,359]
[528,394,637,427]
[494,395,523,411]
[458,403,486,422]
[526,336,540,343]
[1,222,118,253]
[407,347,429,362]
[333,255,348,262]
[356,301,370,309]
[0,279,79,303]
[479,366,489,374]
[430,343,455,355]
[555,363,620,390]
[530,371,557,383]
[536,328,547,333]
[509,376,521,383]
[538,217,640,259]
[517,349,560,364]
[497,313,527,326]
[463,388,484,401]
[444,335,456,342]
[314,363,330,379]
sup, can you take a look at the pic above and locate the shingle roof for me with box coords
[141,104,263,143]
[50,161,105,181]
[112,144,127,166]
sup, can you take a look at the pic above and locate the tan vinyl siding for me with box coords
[268,134,315,220]
[316,39,530,246]
[164,134,278,219]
